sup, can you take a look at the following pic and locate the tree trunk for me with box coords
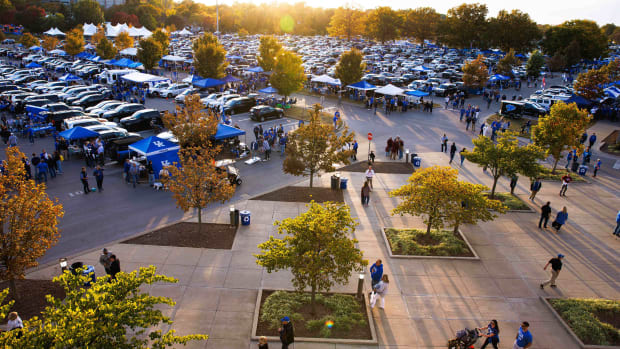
[310,283,317,315]
[197,207,202,234]
[551,157,559,174]
[426,220,432,234]
[9,278,18,301]
[453,222,460,234]
[490,175,499,199]
[309,169,314,188]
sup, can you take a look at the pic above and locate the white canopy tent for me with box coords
[311,74,341,85]
[120,72,170,84]
[43,27,65,36]
[374,84,404,96]
[178,28,193,36]
[119,47,138,56]
[162,55,186,62]
[83,23,98,36]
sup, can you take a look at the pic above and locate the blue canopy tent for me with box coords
[565,94,593,108]
[347,81,377,90]
[246,66,264,73]
[515,53,526,59]
[25,62,41,68]
[106,59,118,65]
[58,126,99,140]
[114,58,135,67]
[59,73,82,82]
[75,51,91,59]
[29,46,41,51]
[258,86,278,94]
[405,90,430,97]
[193,78,225,89]
[222,75,242,83]
[215,123,245,140]
[489,74,511,82]
[128,136,180,175]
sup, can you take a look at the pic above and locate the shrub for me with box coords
[385,228,470,256]
[549,298,620,345]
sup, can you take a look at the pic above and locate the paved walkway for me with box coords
[28,150,620,348]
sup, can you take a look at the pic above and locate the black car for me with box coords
[249,105,284,121]
[73,94,106,108]
[433,83,458,97]
[105,135,144,162]
[499,101,546,118]
[224,97,256,114]
[102,103,145,122]
[119,109,162,132]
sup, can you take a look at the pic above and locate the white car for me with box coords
[174,88,197,104]
[200,93,222,107]
[90,101,125,117]
[148,82,172,97]
[159,83,191,98]
[63,116,118,130]
[208,94,240,109]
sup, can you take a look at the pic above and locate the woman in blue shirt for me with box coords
[478,319,499,349]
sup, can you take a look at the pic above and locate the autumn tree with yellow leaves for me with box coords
[0,147,64,299]
[115,31,134,51]
[41,35,59,52]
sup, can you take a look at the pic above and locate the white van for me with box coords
[97,69,137,85]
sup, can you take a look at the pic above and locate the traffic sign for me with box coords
[367,132,373,140]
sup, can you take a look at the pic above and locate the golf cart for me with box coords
[215,159,242,185]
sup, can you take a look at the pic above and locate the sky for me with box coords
[198,0,618,25]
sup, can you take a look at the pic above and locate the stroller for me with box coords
[448,327,481,349]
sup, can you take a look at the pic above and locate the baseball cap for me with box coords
[558,254,565,258]
[281,316,290,322]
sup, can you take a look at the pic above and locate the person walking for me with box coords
[479,320,500,349]
[109,254,121,280]
[7,311,23,338]
[449,142,457,164]
[513,322,533,349]
[80,167,90,194]
[93,166,104,192]
[559,173,572,196]
[459,148,466,166]
[593,159,601,177]
[551,207,568,231]
[370,259,383,288]
[278,317,295,349]
[540,254,564,289]
[529,178,542,201]
[258,336,269,349]
[99,248,112,275]
[589,132,596,148]
[146,160,154,186]
[263,138,271,161]
[365,165,375,191]
[565,151,573,170]
[352,140,358,160]
[441,134,448,152]
[370,275,390,309]
[129,163,139,188]
[613,210,620,237]
[361,181,370,207]
[539,202,552,229]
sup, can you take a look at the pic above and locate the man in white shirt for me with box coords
[365,165,375,190]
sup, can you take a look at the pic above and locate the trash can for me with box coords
[340,178,348,189]
[230,207,240,226]
[578,165,588,176]
[571,160,579,172]
[413,156,421,168]
[240,210,251,226]
[331,175,341,190]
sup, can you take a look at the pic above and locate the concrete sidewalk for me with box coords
[29,152,620,349]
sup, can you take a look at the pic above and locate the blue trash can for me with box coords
[240,210,251,226]
[578,165,588,176]
[340,178,348,189]
[413,156,421,168]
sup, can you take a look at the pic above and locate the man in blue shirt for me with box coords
[513,322,533,349]
[370,259,383,288]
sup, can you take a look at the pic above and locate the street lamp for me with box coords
[356,273,364,299]
[59,258,68,272]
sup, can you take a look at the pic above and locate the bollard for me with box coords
[356,273,365,299]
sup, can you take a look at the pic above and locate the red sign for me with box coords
[367,132,373,140]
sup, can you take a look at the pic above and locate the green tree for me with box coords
[64,28,85,57]
[96,37,117,60]
[137,37,163,72]
[255,201,367,314]
[465,132,546,198]
[0,266,208,347]
[283,104,354,187]
[532,102,592,173]
[72,0,104,25]
[448,180,506,233]
[547,52,568,72]
[327,6,366,41]
[574,67,610,100]
[19,32,39,48]
[402,7,441,46]
[0,147,64,300]
[335,48,365,88]
[487,9,541,52]
[269,50,305,98]
[526,50,545,78]
[440,3,488,48]
[542,20,608,60]
[151,28,169,54]
[365,6,400,43]
[462,54,488,89]
[496,49,519,75]
[257,35,282,72]
[193,33,228,79]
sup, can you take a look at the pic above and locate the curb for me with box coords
[250,288,378,345]
[380,227,480,260]
[540,297,620,349]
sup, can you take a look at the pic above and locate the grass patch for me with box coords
[483,192,530,210]
[549,298,620,346]
[285,105,342,127]
[486,114,537,139]
[384,228,473,257]
[257,290,370,339]
[538,166,586,182]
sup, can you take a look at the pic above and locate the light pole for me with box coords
[59,258,68,272]
[356,273,364,299]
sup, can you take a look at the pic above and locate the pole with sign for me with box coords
[367,132,373,161]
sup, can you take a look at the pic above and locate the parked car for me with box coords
[499,100,547,118]
[148,82,172,97]
[223,97,256,114]
[249,105,284,121]
[102,103,145,122]
[119,109,162,131]
[72,93,107,108]
[159,83,191,98]
[105,135,144,162]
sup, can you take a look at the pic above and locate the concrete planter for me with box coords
[381,227,480,260]
[540,297,620,349]
[251,288,378,345]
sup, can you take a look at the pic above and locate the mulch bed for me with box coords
[0,279,65,323]
[600,130,620,155]
[251,186,344,203]
[338,161,414,174]
[384,228,475,257]
[256,290,372,340]
[122,222,236,249]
